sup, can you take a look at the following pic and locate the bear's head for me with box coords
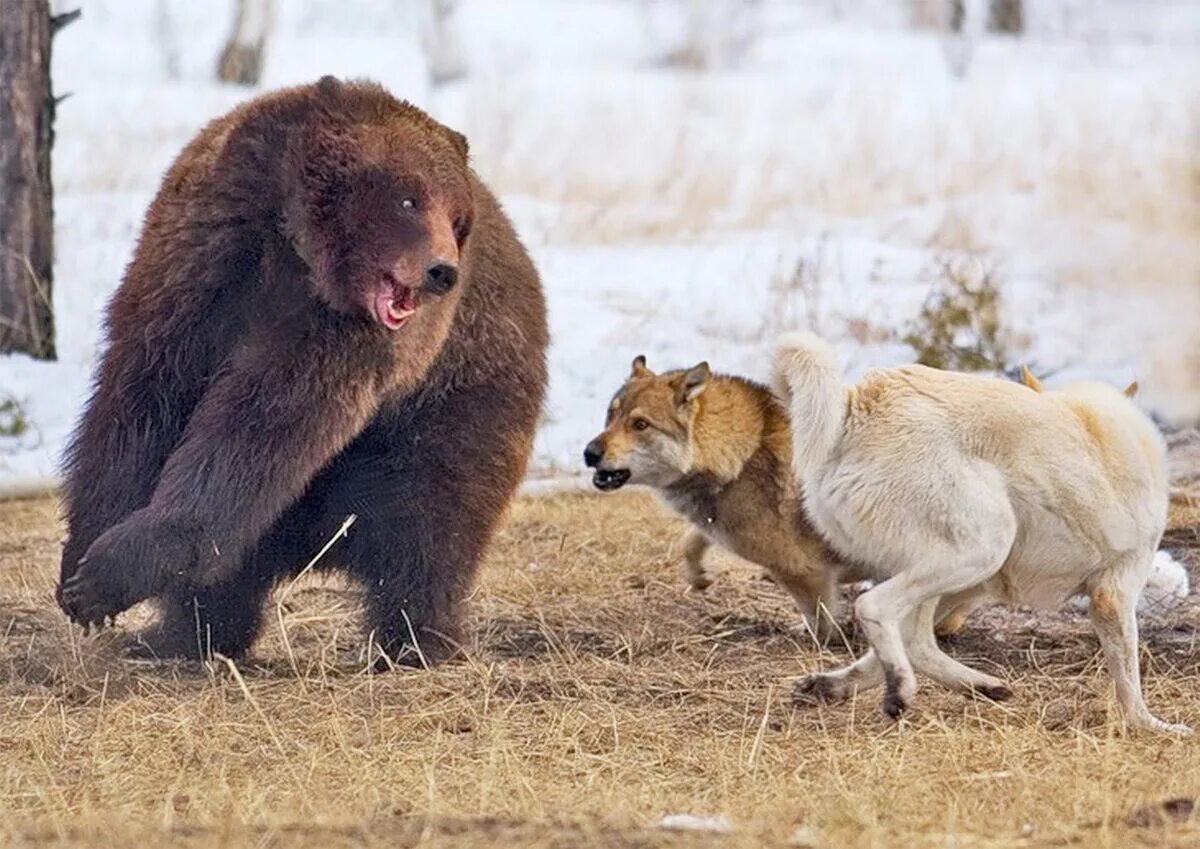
[284,77,474,331]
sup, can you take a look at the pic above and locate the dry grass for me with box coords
[0,490,1198,848]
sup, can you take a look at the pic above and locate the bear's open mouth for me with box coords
[592,469,631,491]
[374,275,418,330]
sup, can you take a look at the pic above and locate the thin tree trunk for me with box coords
[0,1,74,359]
[988,0,1023,34]
[423,0,466,87]
[217,0,274,86]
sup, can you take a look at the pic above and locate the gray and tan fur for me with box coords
[583,355,848,638]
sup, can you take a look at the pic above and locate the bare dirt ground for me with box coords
[0,482,1198,848]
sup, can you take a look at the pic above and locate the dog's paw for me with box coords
[881,669,915,720]
[971,683,1014,703]
[792,673,849,705]
[882,690,908,719]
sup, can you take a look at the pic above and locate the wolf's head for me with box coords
[582,356,710,491]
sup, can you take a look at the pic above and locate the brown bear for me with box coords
[56,77,548,666]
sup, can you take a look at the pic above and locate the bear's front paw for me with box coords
[58,514,198,627]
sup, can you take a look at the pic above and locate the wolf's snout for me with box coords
[423,262,458,294]
[583,439,604,468]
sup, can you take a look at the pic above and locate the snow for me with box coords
[656,813,733,833]
[2,0,1198,491]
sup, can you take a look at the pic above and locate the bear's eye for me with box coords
[632,418,649,432]
[454,216,471,244]
[400,197,418,211]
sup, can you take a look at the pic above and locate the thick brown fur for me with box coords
[57,78,548,666]
[583,358,852,638]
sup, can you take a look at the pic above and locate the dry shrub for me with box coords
[0,393,30,441]
[903,257,1008,372]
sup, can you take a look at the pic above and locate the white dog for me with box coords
[773,332,1190,735]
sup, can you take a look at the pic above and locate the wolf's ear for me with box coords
[1123,380,1139,398]
[631,355,651,378]
[1019,365,1043,393]
[676,362,710,404]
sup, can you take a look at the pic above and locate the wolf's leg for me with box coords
[905,598,1011,700]
[933,586,990,637]
[793,649,883,703]
[773,561,838,643]
[680,528,712,591]
[1088,553,1191,736]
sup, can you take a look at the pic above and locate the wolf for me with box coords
[582,355,853,639]
[774,332,1190,735]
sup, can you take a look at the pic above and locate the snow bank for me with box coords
[3,0,1197,486]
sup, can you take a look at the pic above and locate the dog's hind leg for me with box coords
[793,649,883,704]
[852,513,1014,719]
[680,528,712,591]
[906,598,1011,701]
[1088,553,1192,736]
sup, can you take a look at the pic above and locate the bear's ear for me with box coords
[631,355,651,378]
[316,75,341,100]
[442,127,469,161]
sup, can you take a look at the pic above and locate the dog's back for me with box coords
[841,365,1167,569]
[774,333,1186,733]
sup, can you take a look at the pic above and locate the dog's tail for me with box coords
[772,332,846,480]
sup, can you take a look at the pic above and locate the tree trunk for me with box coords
[988,0,1023,34]
[423,0,466,87]
[0,1,72,359]
[217,0,274,86]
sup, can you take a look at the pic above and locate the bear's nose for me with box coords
[424,262,458,294]
[583,439,604,468]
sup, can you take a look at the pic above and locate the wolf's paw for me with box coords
[934,611,968,638]
[687,573,713,592]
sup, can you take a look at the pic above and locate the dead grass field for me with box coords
[1,487,1198,849]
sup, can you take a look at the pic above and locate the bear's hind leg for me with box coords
[128,503,318,660]
[314,382,538,670]
[131,571,275,660]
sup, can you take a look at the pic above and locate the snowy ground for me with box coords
[2,0,1198,488]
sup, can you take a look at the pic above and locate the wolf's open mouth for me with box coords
[374,275,418,330]
[592,469,631,491]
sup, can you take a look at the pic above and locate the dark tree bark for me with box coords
[988,0,1023,34]
[0,2,75,359]
[911,0,1022,34]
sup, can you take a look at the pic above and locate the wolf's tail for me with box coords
[772,332,846,481]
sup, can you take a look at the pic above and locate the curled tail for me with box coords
[772,332,846,480]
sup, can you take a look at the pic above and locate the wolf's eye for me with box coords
[400,197,418,211]
[632,418,649,431]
